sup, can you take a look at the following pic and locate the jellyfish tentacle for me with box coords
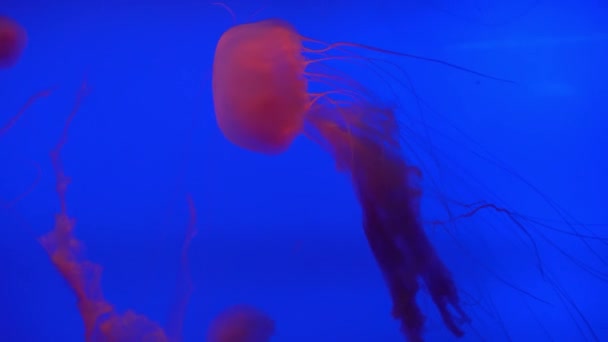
[306,103,469,341]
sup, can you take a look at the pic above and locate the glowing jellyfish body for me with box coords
[207,305,275,342]
[0,16,27,69]
[213,20,309,154]
[212,18,468,341]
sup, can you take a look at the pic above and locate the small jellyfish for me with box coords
[0,15,27,69]
[212,18,514,341]
[207,304,275,342]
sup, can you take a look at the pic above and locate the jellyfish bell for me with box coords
[0,15,27,69]
[212,19,309,155]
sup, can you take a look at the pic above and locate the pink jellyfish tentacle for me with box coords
[0,87,55,136]
[39,80,168,342]
[306,103,469,341]
[167,193,198,342]
[1,88,55,208]
[38,79,115,340]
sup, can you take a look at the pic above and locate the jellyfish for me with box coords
[0,88,53,209]
[207,304,275,342]
[212,18,472,341]
[0,15,27,69]
[0,15,36,140]
[212,18,604,341]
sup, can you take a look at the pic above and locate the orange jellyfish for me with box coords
[0,15,27,69]
[212,18,477,341]
[0,88,52,209]
[209,16,607,342]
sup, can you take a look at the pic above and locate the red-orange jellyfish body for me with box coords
[0,15,27,69]
[213,19,310,155]
[207,305,275,342]
[212,19,469,341]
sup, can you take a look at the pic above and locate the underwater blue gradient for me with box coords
[1,0,607,341]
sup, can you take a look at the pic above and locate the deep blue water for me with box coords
[1,1,607,341]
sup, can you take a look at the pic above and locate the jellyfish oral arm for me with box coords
[306,104,468,341]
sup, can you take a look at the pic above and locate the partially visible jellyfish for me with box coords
[0,15,27,69]
[212,18,604,341]
[37,81,275,342]
[207,304,275,342]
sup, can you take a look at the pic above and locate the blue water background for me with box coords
[1,1,607,341]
